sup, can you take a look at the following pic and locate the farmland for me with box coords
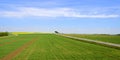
[65,34,120,44]
[0,34,120,60]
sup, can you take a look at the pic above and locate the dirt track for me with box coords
[0,38,37,60]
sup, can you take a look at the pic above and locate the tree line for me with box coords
[0,32,9,37]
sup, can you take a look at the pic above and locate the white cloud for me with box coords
[0,7,119,18]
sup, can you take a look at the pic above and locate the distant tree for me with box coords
[54,31,59,34]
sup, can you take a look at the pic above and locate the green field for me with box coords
[0,34,38,59]
[0,34,120,60]
[65,34,120,44]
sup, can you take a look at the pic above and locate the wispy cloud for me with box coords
[0,7,119,18]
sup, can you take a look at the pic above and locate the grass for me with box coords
[0,34,38,58]
[65,34,120,44]
[11,34,120,60]
[0,34,120,60]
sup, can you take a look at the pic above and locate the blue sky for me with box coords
[0,0,120,34]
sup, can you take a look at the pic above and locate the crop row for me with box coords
[13,34,120,60]
[0,34,39,59]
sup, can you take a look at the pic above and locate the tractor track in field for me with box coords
[0,37,38,60]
